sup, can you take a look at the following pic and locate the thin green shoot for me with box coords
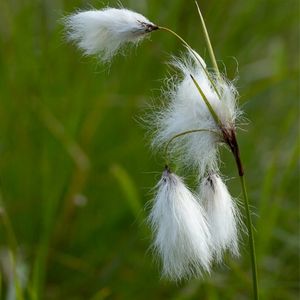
[158,26,221,99]
[190,74,221,125]
[164,128,221,165]
[194,1,220,77]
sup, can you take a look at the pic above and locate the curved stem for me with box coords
[158,26,221,99]
[164,128,221,164]
[158,26,191,52]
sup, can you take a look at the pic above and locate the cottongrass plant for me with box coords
[64,3,259,299]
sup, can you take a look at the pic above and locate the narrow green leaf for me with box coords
[111,164,142,219]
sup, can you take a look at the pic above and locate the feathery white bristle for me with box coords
[148,169,212,280]
[64,8,157,62]
[200,174,240,261]
[151,50,239,176]
[213,79,239,128]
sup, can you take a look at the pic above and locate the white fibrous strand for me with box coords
[151,49,239,177]
[200,173,241,261]
[64,7,158,62]
[148,168,212,280]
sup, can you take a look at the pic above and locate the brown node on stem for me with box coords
[221,127,244,177]
[138,21,159,32]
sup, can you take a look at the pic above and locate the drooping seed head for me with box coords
[199,173,242,261]
[64,7,158,62]
[148,168,212,280]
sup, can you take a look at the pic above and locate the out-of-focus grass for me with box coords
[0,0,299,299]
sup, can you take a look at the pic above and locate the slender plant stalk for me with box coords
[193,5,259,297]
[164,128,221,164]
[192,65,260,299]
[194,1,220,77]
[190,75,221,125]
[220,128,259,299]
[226,134,259,299]
[239,174,259,300]
[158,26,221,99]
[0,196,24,300]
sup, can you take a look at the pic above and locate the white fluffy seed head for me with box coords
[148,168,212,280]
[151,50,239,177]
[200,174,241,261]
[64,7,157,62]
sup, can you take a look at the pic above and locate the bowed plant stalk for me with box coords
[64,2,259,299]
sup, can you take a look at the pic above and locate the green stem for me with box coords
[239,175,259,300]
[194,1,220,77]
[0,196,24,300]
[226,130,259,299]
[190,74,221,126]
[158,26,221,99]
[164,128,221,164]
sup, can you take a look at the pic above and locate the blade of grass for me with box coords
[0,193,24,300]
[194,1,220,76]
[111,164,142,219]
[257,137,299,258]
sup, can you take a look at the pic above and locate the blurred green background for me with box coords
[0,0,299,299]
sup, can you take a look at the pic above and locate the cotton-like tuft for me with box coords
[148,168,212,280]
[199,174,241,261]
[151,50,239,177]
[64,7,158,62]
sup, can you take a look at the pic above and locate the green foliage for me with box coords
[0,0,299,299]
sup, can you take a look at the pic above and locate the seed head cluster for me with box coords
[64,6,243,281]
